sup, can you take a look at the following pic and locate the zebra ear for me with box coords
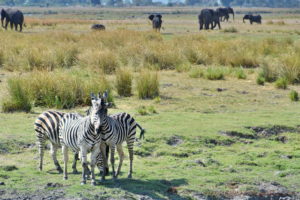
[97,92,102,99]
[103,90,108,101]
[90,93,96,100]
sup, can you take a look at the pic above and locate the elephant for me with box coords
[148,14,162,32]
[243,14,262,24]
[198,9,221,30]
[216,7,234,22]
[91,24,105,30]
[1,8,24,32]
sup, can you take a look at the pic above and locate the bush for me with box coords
[2,79,32,112]
[189,67,204,78]
[235,68,247,79]
[176,63,191,73]
[256,75,265,85]
[137,106,148,115]
[289,90,299,102]
[275,78,288,89]
[223,27,238,33]
[205,68,224,80]
[115,68,132,97]
[3,71,111,110]
[136,70,159,99]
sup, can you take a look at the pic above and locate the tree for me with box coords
[221,0,233,6]
[91,0,100,5]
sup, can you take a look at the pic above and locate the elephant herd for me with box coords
[1,7,262,33]
[198,7,262,30]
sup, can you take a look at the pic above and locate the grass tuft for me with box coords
[205,68,224,80]
[223,27,238,33]
[289,90,299,102]
[136,70,159,99]
[115,68,132,97]
[275,77,288,89]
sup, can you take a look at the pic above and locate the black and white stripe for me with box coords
[59,94,103,185]
[98,95,145,180]
[34,110,80,173]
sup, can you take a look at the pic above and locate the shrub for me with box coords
[223,27,238,33]
[289,90,299,102]
[137,106,148,115]
[115,68,132,97]
[256,75,265,85]
[176,63,191,73]
[136,70,159,99]
[2,79,32,112]
[3,71,111,110]
[205,68,224,80]
[275,78,288,89]
[189,67,204,78]
[148,105,157,114]
[235,68,247,79]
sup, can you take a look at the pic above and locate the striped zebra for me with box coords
[34,111,108,175]
[98,91,145,180]
[34,111,80,174]
[59,93,105,185]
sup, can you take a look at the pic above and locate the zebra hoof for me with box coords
[72,170,79,174]
[81,181,86,185]
[63,177,68,180]
[91,181,96,186]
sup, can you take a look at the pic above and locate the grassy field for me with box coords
[1,6,300,200]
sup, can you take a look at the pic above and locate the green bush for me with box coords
[136,70,159,99]
[235,68,247,79]
[290,90,299,102]
[2,79,32,112]
[3,71,111,110]
[205,68,224,80]
[256,75,265,85]
[137,106,148,115]
[189,67,204,78]
[275,77,288,89]
[115,68,132,97]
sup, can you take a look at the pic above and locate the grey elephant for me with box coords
[198,9,221,30]
[91,24,105,30]
[243,14,262,24]
[148,14,162,32]
[1,8,24,32]
[216,7,234,22]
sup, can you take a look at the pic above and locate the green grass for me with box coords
[1,6,300,200]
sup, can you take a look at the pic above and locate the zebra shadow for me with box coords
[102,178,188,200]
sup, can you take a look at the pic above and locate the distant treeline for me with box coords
[0,0,300,7]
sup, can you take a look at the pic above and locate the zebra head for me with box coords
[90,92,102,134]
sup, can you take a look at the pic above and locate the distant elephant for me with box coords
[198,9,221,30]
[91,24,105,30]
[1,8,24,32]
[217,7,234,22]
[243,14,262,24]
[148,14,162,32]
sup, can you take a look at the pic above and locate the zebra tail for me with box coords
[136,123,146,140]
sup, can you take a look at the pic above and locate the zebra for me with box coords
[59,93,105,185]
[34,110,109,175]
[34,110,81,174]
[97,91,145,181]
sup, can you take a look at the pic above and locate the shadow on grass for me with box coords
[102,178,188,200]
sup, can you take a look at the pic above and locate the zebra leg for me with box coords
[62,145,68,180]
[127,139,135,179]
[50,143,63,173]
[110,145,116,179]
[100,142,108,181]
[37,136,46,171]
[80,147,88,185]
[90,144,100,186]
[115,144,124,178]
[72,152,79,174]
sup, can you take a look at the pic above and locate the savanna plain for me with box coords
[1,6,300,200]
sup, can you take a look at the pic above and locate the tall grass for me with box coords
[2,79,32,112]
[115,68,132,97]
[136,70,159,99]
[2,71,111,110]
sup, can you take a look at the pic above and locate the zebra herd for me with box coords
[34,91,145,185]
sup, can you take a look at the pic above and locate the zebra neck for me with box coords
[85,117,95,135]
[100,116,112,134]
